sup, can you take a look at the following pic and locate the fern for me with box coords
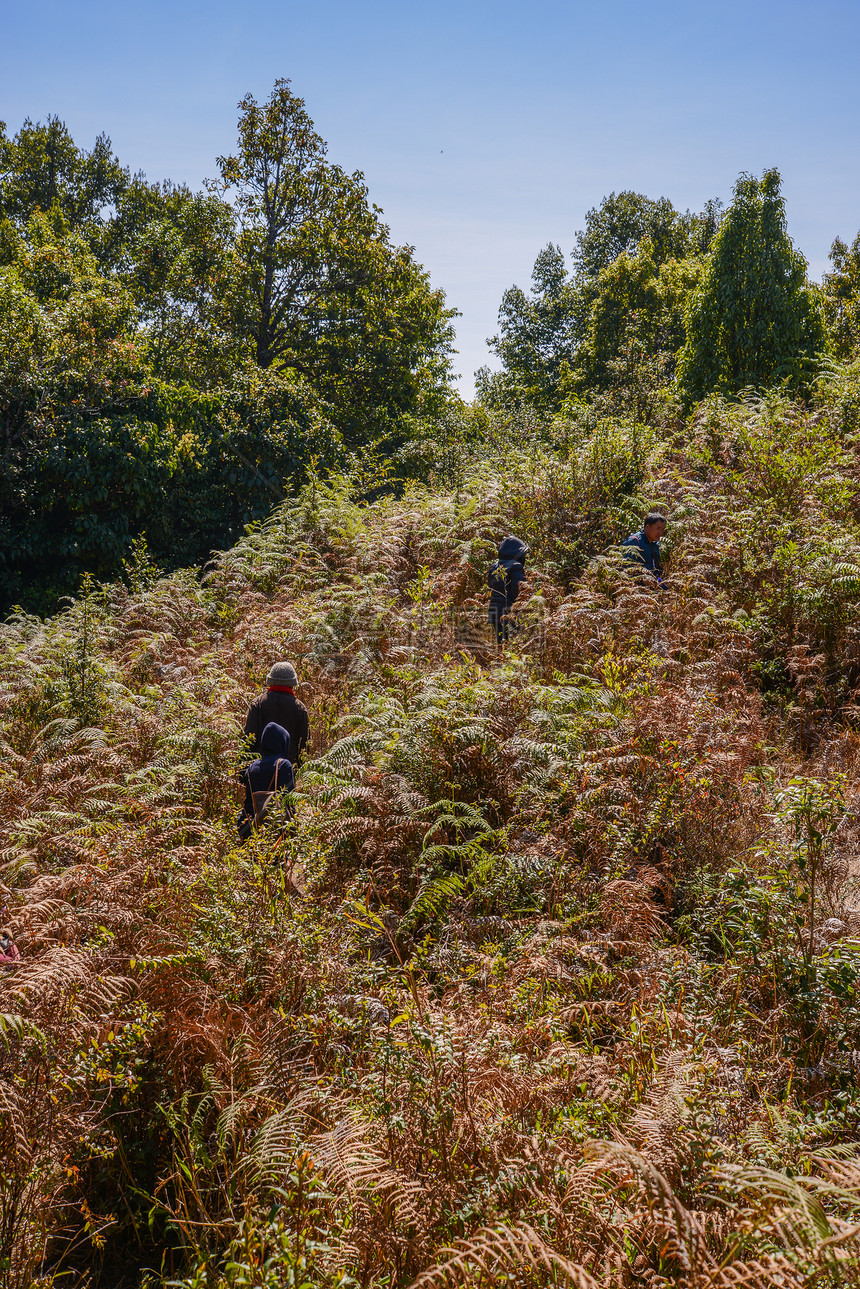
[400,872,466,933]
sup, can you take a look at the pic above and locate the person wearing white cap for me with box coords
[244,662,309,765]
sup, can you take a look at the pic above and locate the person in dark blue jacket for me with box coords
[487,536,529,643]
[622,513,667,585]
[237,722,295,841]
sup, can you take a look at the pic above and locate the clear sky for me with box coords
[3,0,859,394]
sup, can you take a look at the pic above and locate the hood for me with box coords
[260,722,291,759]
[498,536,528,563]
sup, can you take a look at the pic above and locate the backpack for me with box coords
[251,759,287,827]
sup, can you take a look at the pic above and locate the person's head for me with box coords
[260,722,291,759]
[643,512,667,542]
[0,928,12,946]
[498,536,528,566]
[266,661,298,689]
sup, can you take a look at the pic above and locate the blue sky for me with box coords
[3,0,859,394]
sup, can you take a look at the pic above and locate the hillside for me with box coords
[4,369,860,1287]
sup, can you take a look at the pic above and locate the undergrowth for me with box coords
[4,371,860,1285]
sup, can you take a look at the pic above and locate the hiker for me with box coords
[622,513,667,586]
[487,536,529,644]
[237,722,295,841]
[244,662,309,766]
[0,928,20,967]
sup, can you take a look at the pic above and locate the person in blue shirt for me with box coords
[622,513,667,585]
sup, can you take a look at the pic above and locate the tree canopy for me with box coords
[0,214,341,610]
[0,115,128,230]
[823,232,860,361]
[571,240,704,419]
[479,244,580,412]
[0,87,455,610]
[484,172,846,420]
[482,190,719,415]
[572,189,717,279]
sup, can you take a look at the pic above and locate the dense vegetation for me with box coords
[0,84,454,612]
[481,171,858,421]
[2,363,860,1285]
[4,82,860,1289]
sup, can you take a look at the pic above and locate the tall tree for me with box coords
[480,191,720,412]
[0,215,341,612]
[572,239,704,419]
[677,169,826,401]
[107,177,240,386]
[481,244,581,411]
[215,79,453,439]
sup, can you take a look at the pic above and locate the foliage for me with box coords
[569,239,704,419]
[0,115,127,232]
[4,370,860,1284]
[0,222,342,610]
[214,79,455,443]
[0,92,455,612]
[823,231,860,360]
[480,244,581,413]
[105,177,242,387]
[685,385,860,679]
[677,169,827,401]
[482,191,718,417]
[773,775,845,961]
[571,188,719,279]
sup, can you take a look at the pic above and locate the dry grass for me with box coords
[2,387,860,1286]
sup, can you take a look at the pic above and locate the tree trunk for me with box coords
[256,232,277,369]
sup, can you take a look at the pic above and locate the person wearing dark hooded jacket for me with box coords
[237,722,295,840]
[487,536,528,643]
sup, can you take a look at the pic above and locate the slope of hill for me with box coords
[3,369,860,1287]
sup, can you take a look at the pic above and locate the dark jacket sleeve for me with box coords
[621,534,644,564]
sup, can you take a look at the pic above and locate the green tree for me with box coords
[823,232,860,360]
[0,115,127,231]
[106,177,240,386]
[479,244,581,411]
[215,79,454,442]
[571,239,704,418]
[0,91,455,608]
[774,775,845,964]
[677,169,826,402]
[481,192,719,413]
[0,216,341,611]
